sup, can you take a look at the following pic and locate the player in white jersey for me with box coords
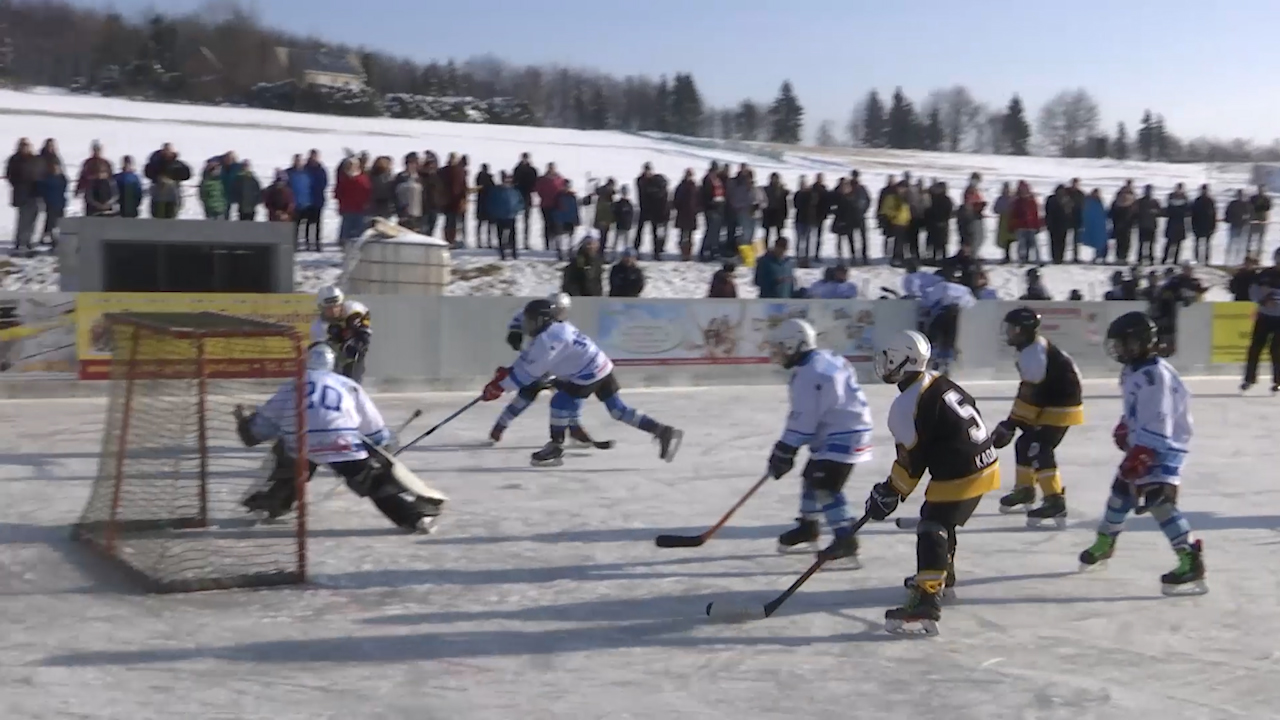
[312,285,372,382]
[920,269,975,375]
[765,319,874,563]
[481,297,683,467]
[235,343,439,533]
[1078,312,1206,595]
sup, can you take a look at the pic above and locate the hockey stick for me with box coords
[705,514,872,622]
[654,471,771,548]
[394,397,482,456]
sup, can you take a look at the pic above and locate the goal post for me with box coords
[73,311,310,592]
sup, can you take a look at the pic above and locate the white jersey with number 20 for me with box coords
[254,369,390,464]
[501,321,613,392]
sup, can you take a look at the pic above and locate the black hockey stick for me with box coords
[395,397,481,457]
[654,471,770,548]
[395,409,424,435]
[705,514,872,621]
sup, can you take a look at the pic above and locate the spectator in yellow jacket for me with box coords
[880,182,913,266]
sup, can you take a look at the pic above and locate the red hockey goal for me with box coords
[73,311,309,592]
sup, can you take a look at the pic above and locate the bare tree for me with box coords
[815,119,838,147]
[926,85,983,152]
[1036,88,1100,157]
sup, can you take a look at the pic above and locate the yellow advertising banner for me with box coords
[76,293,315,380]
[1210,302,1256,365]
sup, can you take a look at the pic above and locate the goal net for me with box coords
[73,311,309,592]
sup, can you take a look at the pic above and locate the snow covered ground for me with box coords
[0,89,1261,299]
[2,378,1275,719]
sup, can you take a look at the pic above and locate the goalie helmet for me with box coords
[765,318,816,369]
[317,285,345,322]
[1002,306,1041,349]
[306,341,336,372]
[874,329,931,384]
[547,292,571,321]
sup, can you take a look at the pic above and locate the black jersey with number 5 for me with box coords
[887,372,1001,503]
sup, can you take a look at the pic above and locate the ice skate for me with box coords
[655,424,684,462]
[1078,531,1118,572]
[817,530,861,569]
[530,441,565,467]
[1161,540,1208,596]
[777,517,819,554]
[1025,493,1067,530]
[488,422,506,445]
[885,585,942,636]
[998,486,1036,514]
[1272,383,1279,395]
[1240,381,1253,394]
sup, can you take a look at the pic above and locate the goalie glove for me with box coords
[1118,445,1155,482]
[233,404,263,448]
[767,441,798,480]
[506,330,524,352]
[865,480,902,521]
[991,420,1016,449]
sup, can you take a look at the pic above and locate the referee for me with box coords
[1243,248,1280,392]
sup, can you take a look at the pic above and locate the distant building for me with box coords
[274,47,365,89]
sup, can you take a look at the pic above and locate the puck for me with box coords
[705,602,713,616]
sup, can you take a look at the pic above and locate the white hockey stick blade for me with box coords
[704,601,766,623]
[363,438,449,502]
[895,517,919,530]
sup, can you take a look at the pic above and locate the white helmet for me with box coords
[306,342,336,372]
[874,330,932,384]
[317,285,345,321]
[547,292,571,321]
[765,318,817,368]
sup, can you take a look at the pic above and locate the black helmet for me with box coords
[521,298,556,337]
[1002,306,1040,348]
[1105,311,1157,364]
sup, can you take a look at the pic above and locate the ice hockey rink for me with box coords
[1,376,1276,720]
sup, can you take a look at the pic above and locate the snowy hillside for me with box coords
[0,89,1257,299]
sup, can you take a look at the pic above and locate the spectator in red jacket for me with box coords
[76,140,113,202]
[439,153,469,248]
[335,156,373,243]
[262,170,295,222]
[534,163,566,252]
[1009,180,1043,263]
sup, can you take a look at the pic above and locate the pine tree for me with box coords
[1001,94,1031,155]
[589,85,609,129]
[923,106,943,151]
[767,80,804,144]
[653,76,672,133]
[862,90,887,148]
[815,120,838,147]
[1138,110,1154,161]
[1153,114,1169,160]
[571,84,589,129]
[886,87,918,149]
[1112,121,1129,160]
[1091,135,1110,158]
[736,100,761,141]
[669,73,704,137]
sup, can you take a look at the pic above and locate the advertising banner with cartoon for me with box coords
[0,293,78,379]
[596,300,878,365]
[76,293,314,380]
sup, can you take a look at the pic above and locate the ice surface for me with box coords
[0,377,1276,719]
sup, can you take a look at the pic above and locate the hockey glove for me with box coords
[1112,420,1130,451]
[865,480,902,521]
[232,405,263,447]
[506,330,524,352]
[767,442,798,480]
[1118,445,1155,482]
[482,367,510,402]
[991,420,1016,449]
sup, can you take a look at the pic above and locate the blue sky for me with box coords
[82,0,1280,143]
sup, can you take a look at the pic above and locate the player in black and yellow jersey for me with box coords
[990,307,1083,529]
[863,329,1001,636]
[312,285,372,382]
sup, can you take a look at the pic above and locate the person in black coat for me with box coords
[922,181,954,265]
[791,177,815,262]
[1162,183,1191,265]
[1066,178,1086,262]
[1044,185,1073,264]
[608,247,645,297]
[474,164,496,249]
[512,153,538,249]
[1229,256,1259,301]
[1135,185,1162,265]
[1190,184,1217,266]
[811,173,831,258]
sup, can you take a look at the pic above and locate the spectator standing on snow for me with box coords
[726,166,754,252]
[394,157,423,232]
[1044,185,1073,264]
[6,138,41,253]
[286,155,313,246]
[535,163,566,252]
[488,171,524,260]
[635,164,670,260]
[1248,185,1271,259]
[881,181,913,266]
[303,150,328,246]
[1135,184,1162,265]
[1066,178,1086,262]
[335,156,372,242]
[551,178,580,260]
[114,156,142,219]
[474,163,495,249]
[754,236,795,299]
[584,177,616,249]
[609,247,645,297]
[709,261,738,298]
[562,232,604,296]
[672,169,700,262]
[1191,184,1217,266]
[611,185,635,261]
[144,143,190,219]
[761,173,789,246]
[992,182,1015,263]
[419,154,445,236]
[75,141,112,205]
[1109,185,1137,264]
[218,152,242,219]
[231,160,261,222]
[1080,189,1109,261]
[699,164,726,261]
[957,172,985,251]
[262,170,295,222]
[512,153,538,249]
[84,165,118,217]
[441,153,468,248]
[848,171,871,260]
[1163,183,1191,265]
[792,176,815,264]
[1010,181,1042,264]
[36,159,67,248]
[923,181,954,265]
[1224,189,1252,266]
[830,178,862,264]
[199,160,227,220]
[811,173,831,257]
[368,156,396,220]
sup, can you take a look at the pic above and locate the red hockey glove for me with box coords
[1112,420,1130,451]
[1118,445,1155,482]
[482,367,509,402]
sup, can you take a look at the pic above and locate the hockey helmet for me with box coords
[306,341,336,372]
[875,329,932,384]
[522,298,557,338]
[317,285,345,321]
[765,318,817,368]
[546,292,572,321]
[1002,306,1041,348]
[1105,311,1158,364]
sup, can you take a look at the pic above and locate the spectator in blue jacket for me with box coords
[304,149,328,249]
[487,171,525,260]
[36,160,68,249]
[286,154,313,250]
[552,179,581,260]
[114,155,143,218]
[1081,188,1109,262]
[754,236,795,298]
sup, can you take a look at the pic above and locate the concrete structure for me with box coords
[342,219,450,296]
